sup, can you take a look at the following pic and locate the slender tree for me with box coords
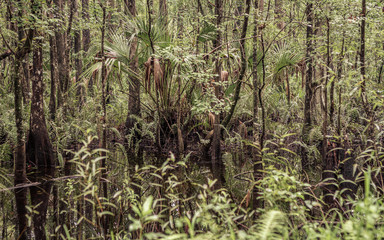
[301,1,314,174]
[322,17,336,206]
[211,0,225,188]
[12,1,36,238]
[25,1,55,238]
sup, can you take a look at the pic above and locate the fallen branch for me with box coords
[0,175,82,192]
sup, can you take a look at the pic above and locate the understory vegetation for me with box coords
[1,0,384,239]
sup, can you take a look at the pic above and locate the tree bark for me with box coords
[82,0,91,100]
[211,0,225,189]
[26,4,55,236]
[74,0,84,103]
[360,0,370,117]
[252,0,264,211]
[124,0,143,169]
[49,0,58,121]
[301,2,314,174]
[100,4,109,237]
[13,0,36,238]
[274,0,284,29]
[322,18,336,206]
[54,0,71,109]
[14,57,29,240]
[82,0,91,53]
[159,0,167,23]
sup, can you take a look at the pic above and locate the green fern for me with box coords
[253,210,288,240]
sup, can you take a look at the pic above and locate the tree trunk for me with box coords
[301,2,314,174]
[26,23,55,240]
[360,0,370,117]
[100,5,109,237]
[74,0,84,104]
[13,0,36,238]
[159,0,167,22]
[48,0,58,121]
[222,0,251,128]
[274,0,284,29]
[252,0,263,210]
[124,0,143,205]
[14,57,30,240]
[54,0,69,109]
[211,0,225,189]
[82,0,91,102]
[322,18,336,206]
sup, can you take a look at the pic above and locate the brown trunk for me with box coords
[159,0,167,23]
[360,0,366,95]
[330,34,344,125]
[340,139,357,199]
[14,58,30,240]
[252,0,263,210]
[49,36,57,121]
[81,0,92,234]
[21,54,31,104]
[27,29,55,240]
[274,0,284,29]
[13,0,36,238]
[100,5,109,237]
[82,0,91,53]
[81,0,91,98]
[360,0,370,117]
[54,0,70,109]
[322,18,336,206]
[301,2,313,174]
[211,0,225,189]
[125,0,143,170]
[48,0,58,121]
[74,0,84,104]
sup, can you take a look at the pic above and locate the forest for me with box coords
[0,0,384,239]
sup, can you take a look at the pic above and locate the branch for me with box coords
[0,50,12,61]
[0,175,82,192]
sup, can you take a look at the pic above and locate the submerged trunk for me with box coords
[27,36,55,240]
[14,57,29,240]
[13,1,36,238]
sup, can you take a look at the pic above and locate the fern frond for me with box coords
[253,210,288,240]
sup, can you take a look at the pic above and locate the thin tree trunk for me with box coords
[211,0,225,189]
[360,0,370,117]
[48,0,58,121]
[74,0,84,104]
[274,0,284,29]
[159,0,167,22]
[54,0,69,109]
[125,0,142,166]
[360,0,366,99]
[252,0,263,210]
[13,0,36,238]
[49,36,57,121]
[14,57,29,240]
[222,0,251,128]
[322,18,336,206]
[301,2,314,174]
[330,33,344,125]
[99,4,109,237]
